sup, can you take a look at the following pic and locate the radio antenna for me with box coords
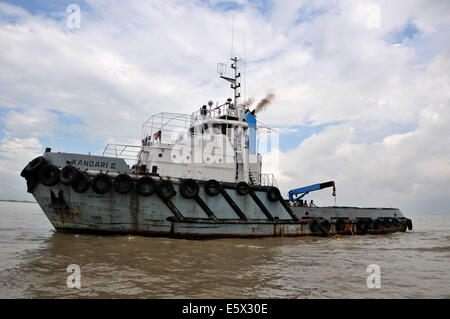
[243,32,247,103]
[230,15,234,58]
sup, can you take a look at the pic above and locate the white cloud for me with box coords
[2,109,59,139]
[0,0,449,212]
[0,137,43,200]
[274,100,450,214]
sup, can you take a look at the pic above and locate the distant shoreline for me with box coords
[0,199,36,204]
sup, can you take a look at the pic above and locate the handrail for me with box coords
[249,172,278,187]
[102,144,143,160]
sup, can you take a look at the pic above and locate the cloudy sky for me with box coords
[0,0,449,214]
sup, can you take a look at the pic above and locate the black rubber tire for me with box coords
[136,176,156,196]
[267,187,280,202]
[72,172,90,193]
[21,156,47,178]
[407,219,413,230]
[205,179,221,196]
[236,181,250,196]
[113,174,134,194]
[357,219,368,232]
[180,179,199,199]
[335,219,346,231]
[310,219,320,233]
[373,219,382,230]
[91,174,112,195]
[38,164,60,186]
[320,219,331,232]
[156,180,175,200]
[60,165,79,185]
[26,178,39,193]
[383,218,392,228]
[392,218,400,227]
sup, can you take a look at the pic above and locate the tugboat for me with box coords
[20,57,412,238]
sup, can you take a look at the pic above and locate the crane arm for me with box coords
[288,181,336,201]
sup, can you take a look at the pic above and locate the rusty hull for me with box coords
[32,181,410,239]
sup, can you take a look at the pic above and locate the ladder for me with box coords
[248,169,257,185]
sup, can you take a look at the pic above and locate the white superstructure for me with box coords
[103,57,277,186]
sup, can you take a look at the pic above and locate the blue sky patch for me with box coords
[199,0,272,15]
[0,108,10,140]
[1,0,92,23]
[210,1,245,11]
[276,122,338,152]
[294,5,328,25]
[48,109,85,127]
[1,0,88,15]
[39,134,106,156]
[351,121,418,144]
[387,20,420,44]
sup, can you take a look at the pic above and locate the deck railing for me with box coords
[252,173,278,187]
[102,144,143,160]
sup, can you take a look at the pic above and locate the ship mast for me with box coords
[218,57,248,182]
[219,57,242,120]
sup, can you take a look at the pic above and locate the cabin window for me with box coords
[152,166,158,174]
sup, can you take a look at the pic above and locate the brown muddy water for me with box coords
[0,201,449,298]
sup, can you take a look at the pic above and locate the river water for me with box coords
[0,201,448,298]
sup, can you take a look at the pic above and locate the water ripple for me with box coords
[0,202,449,298]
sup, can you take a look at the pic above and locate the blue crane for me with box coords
[288,181,336,201]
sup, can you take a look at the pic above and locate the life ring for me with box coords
[72,172,90,193]
[136,176,156,196]
[60,165,79,185]
[156,180,175,200]
[267,187,280,202]
[335,219,346,231]
[309,218,320,233]
[180,179,199,199]
[113,174,134,194]
[21,156,47,178]
[38,164,60,186]
[91,174,112,194]
[236,181,250,196]
[205,179,221,196]
[320,219,331,232]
